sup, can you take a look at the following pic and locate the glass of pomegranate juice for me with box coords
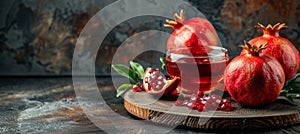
[166,46,229,95]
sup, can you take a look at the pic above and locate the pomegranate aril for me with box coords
[225,101,232,111]
[197,91,204,97]
[193,103,198,109]
[198,97,206,105]
[171,90,178,95]
[175,100,183,106]
[173,93,232,112]
[217,99,232,111]
[132,85,141,92]
[148,84,151,90]
[154,72,160,80]
[225,99,231,104]
[148,69,155,73]
[219,104,226,110]
[157,81,162,85]
[156,85,161,90]
[152,83,157,89]
[197,105,204,112]
[203,95,210,101]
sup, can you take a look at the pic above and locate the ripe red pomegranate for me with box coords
[164,10,218,50]
[241,23,299,80]
[225,42,285,107]
[142,68,180,95]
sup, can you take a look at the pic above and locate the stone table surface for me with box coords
[1,77,300,134]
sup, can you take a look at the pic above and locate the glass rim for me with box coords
[167,46,228,59]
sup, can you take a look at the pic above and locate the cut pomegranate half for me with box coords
[142,68,180,95]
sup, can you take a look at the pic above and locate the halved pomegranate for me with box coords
[142,68,180,95]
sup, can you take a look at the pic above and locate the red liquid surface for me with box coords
[166,56,229,94]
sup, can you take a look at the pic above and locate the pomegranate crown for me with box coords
[240,41,267,56]
[164,9,185,29]
[255,23,288,36]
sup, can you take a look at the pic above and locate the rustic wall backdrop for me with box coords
[0,0,299,75]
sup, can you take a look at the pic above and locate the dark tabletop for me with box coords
[1,77,300,134]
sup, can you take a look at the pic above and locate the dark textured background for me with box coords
[0,0,300,75]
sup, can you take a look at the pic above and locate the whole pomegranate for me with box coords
[142,68,180,95]
[164,10,218,50]
[241,23,299,80]
[224,42,285,107]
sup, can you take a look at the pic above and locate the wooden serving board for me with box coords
[124,90,300,130]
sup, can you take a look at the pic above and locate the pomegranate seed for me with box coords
[225,102,232,111]
[200,98,206,105]
[152,83,157,89]
[132,85,141,92]
[225,99,231,104]
[157,81,162,85]
[197,105,204,112]
[193,103,198,109]
[197,91,204,97]
[219,104,226,110]
[175,100,183,106]
[173,93,232,112]
[171,90,178,95]
[203,95,210,101]
[155,85,160,90]
[149,69,154,73]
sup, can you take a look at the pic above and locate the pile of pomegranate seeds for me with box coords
[175,91,232,112]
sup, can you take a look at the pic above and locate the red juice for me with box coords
[166,49,229,94]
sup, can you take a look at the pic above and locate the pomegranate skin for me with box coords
[164,10,218,50]
[241,23,299,80]
[225,43,285,107]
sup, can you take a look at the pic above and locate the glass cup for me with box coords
[166,46,229,94]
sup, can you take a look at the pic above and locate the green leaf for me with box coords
[286,95,295,103]
[285,73,300,88]
[112,64,137,83]
[116,84,134,97]
[130,61,144,79]
[160,57,166,71]
[280,89,288,97]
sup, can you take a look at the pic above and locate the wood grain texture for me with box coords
[124,90,300,130]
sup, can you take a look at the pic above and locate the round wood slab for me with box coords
[124,90,300,130]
